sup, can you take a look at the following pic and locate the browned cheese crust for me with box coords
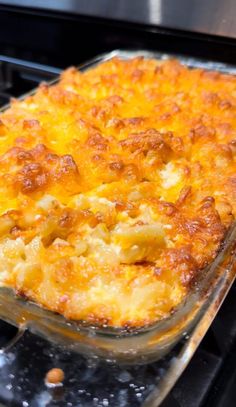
[0,57,235,327]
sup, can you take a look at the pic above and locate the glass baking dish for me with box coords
[0,49,236,403]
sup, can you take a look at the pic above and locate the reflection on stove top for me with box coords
[0,329,171,406]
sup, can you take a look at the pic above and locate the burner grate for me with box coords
[0,320,18,348]
[0,55,60,105]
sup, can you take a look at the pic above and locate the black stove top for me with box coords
[0,53,236,407]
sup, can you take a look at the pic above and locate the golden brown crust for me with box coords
[0,57,235,327]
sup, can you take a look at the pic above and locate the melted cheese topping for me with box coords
[0,57,235,327]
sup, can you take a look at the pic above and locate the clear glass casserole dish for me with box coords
[0,50,236,404]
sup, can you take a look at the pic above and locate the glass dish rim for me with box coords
[0,49,235,368]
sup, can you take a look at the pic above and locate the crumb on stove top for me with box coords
[45,367,64,385]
